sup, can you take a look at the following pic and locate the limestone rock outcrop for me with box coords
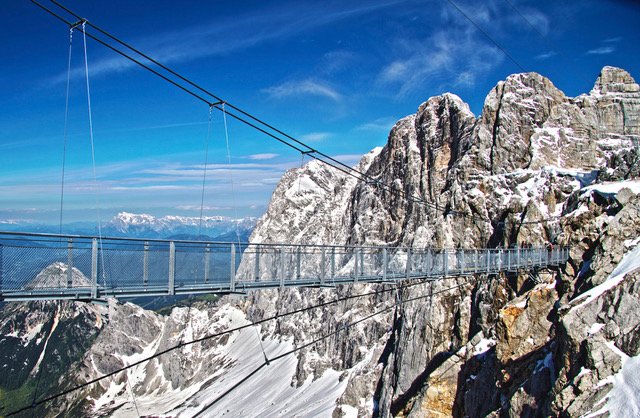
[242,66,640,417]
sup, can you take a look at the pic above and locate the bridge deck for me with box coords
[0,232,568,302]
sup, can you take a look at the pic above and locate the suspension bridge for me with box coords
[0,3,570,303]
[0,231,568,302]
[0,6,575,418]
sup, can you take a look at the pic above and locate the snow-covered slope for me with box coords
[84,303,351,417]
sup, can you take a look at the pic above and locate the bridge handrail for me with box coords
[0,231,566,252]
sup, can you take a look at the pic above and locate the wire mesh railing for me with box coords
[0,231,569,301]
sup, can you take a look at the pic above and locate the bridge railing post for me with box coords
[529,248,533,268]
[143,241,149,287]
[486,249,490,273]
[331,247,336,280]
[168,242,175,295]
[320,248,326,286]
[280,245,286,289]
[383,248,388,281]
[204,244,210,284]
[91,238,98,299]
[460,249,465,275]
[230,243,236,292]
[406,248,411,280]
[354,247,359,281]
[296,246,301,280]
[67,238,73,288]
[443,250,448,278]
[539,247,543,267]
[516,246,520,270]
[255,245,261,282]
[474,249,478,274]
[426,249,432,277]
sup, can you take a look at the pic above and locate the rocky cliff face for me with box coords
[1,66,639,417]
[240,66,640,417]
[0,300,104,417]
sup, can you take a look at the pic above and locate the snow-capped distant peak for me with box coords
[105,212,257,239]
[112,212,157,225]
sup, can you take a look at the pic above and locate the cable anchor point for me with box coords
[69,18,86,30]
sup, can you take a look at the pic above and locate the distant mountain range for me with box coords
[0,211,257,241]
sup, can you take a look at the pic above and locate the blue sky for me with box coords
[1,0,639,225]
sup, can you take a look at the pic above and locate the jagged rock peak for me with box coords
[591,66,640,94]
[417,92,473,116]
[26,262,91,289]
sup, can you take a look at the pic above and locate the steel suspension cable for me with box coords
[30,1,213,106]
[125,373,141,417]
[81,21,107,289]
[48,0,413,192]
[446,0,526,72]
[33,0,458,217]
[221,104,242,247]
[193,278,475,416]
[4,278,444,416]
[59,27,74,236]
[198,105,214,237]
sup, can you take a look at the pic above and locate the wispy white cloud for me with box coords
[514,7,550,36]
[246,153,279,160]
[535,51,557,60]
[376,0,558,97]
[176,204,232,211]
[321,50,358,75]
[300,132,331,142]
[262,79,342,101]
[603,36,622,43]
[378,28,503,96]
[110,185,186,191]
[330,153,365,166]
[356,117,397,132]
[455,71,476,87]
[586,46,615,55]
[49,1,408,84]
